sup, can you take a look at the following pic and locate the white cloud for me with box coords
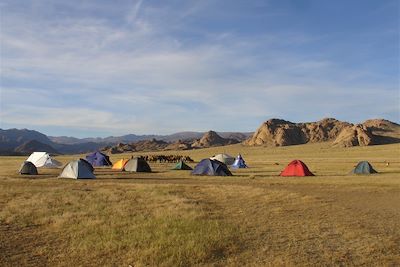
[0,1,398,136]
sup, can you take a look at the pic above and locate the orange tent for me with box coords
[280,160,314,176]
[112,159,129,170]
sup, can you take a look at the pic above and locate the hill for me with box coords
[14,140,60,155]
[0,129,55,155]
[103,139,170,154]
[0,129,105,155]
[245,118,400,147]
[0,128,53,151]
[192,131,240,148]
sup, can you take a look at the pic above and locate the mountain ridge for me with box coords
[49,131,253,144]
[1,118,399,155]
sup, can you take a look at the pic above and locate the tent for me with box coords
[191,159,232,176]
[231,154,247,169]
[79,158,94,172]
[112,159,129,170]
[58,159,96,179]
[351,161,377,174]
[123,158,152,172]
[171,161,193,170]
[280,160,314,176]
[19,161,38,175]
[86,151,112,167]
[26,152,62,168]
[210,154,235,165]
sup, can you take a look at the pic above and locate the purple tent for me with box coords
[191,159,232,176]
[85,151,112,167]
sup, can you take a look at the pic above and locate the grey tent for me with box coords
[210,154,235,165]
[123,158,152,172]
[351,161,377,174]
[19,161,38,175]
[191,159,232,176]
[58,159,96,179]
[171,161,193,170]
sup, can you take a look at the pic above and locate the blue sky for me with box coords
[0,0,399,137]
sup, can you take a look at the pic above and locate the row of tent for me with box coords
[21,151,112,169]
[20,157,152,178]
[19,151,378,178]
[86,152,248,170]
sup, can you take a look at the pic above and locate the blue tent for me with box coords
[191,159,232,176]
[85,151,112,167]
[231,154,247,169]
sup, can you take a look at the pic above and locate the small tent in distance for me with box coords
[231,154,247,169]
[192,159,232,176]
[112,159,129,170]
[280,160,314,177]
[59,159,96,179]
[351,161,377,174]
[210,154,235,165]
[172,161,193,170]
[86,151,112,167]
[26,152,62,168]
[19,161,38,175]
[123,158,152,172]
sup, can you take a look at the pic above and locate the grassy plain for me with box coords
[0,142,399,266]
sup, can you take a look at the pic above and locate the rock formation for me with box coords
[192,131,239,148]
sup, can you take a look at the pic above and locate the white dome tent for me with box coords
[26,152,62,168]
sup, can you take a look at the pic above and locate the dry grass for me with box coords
[0,142,399,266]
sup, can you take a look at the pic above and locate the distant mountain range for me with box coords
[0,128,252,155]
[102,131,242,154]
[1,118,398,156]
[48,131,252,145]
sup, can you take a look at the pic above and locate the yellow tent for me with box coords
[112,159,129,170]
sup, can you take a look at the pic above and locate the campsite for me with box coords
[1,142,399,266]
[1,0,399,266]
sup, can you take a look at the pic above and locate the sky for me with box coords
[0,0,399,137]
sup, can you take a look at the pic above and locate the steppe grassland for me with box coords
[0,142,399,266]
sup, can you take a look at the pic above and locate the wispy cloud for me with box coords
[0,0,398,136]
[125,0,144,25]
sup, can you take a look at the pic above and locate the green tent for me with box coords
[172,161,193,170]
[351,161,377,174]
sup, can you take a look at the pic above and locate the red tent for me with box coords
[280,160,314,176]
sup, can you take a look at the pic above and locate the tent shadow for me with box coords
[104,177,192,181]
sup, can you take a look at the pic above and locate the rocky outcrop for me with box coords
[245,117,400,147]
[245,118,350,146]
[332,125,374,147]
[104,143,135,154]
[165,140,191,150]
[300,118,351,143]
[132,139,169,151]
[103,139,169,153]
[191,131,239,148]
